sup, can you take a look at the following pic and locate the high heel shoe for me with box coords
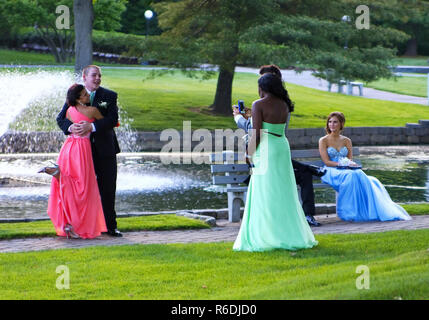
[38,161,60,179]
[64,224,80,239]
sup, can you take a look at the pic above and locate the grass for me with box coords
[3,49,429,131]
[0,215,209,240]
[0,229,428,299]
[401,203,429,216]
[366,76,427,97]
[391,56,429,66]
[100,69,429,131]
[0,48,142,67]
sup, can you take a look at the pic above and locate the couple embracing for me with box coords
[41,65,122,239]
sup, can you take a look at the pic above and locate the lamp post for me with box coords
[144,10,154,38]
[341,15,352,94]
[341,15,351,49]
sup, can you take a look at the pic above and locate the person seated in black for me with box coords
[232,64,325,227]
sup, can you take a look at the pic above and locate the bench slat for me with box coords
[213,175,249,185]
[211,147,359,163]
[210,152,245,163]
[226,186,248,193]
[211,164,250,173]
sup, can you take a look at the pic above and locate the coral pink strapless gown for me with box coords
[47,107,107,238]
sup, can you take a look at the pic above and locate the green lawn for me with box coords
[366,76,427,98]
[0,215,209,240]
[391,56,429,66]
[3,49,429,131]
[0,48,141,67]
[100,69,429,131]
[0,229,428,299]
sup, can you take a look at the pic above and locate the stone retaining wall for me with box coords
[1,120,428,153]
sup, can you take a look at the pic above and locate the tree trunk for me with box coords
[404,38,417,56]
[74,0,94,75]
[211,66,235,115]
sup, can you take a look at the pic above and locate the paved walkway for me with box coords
[1,214,428,253]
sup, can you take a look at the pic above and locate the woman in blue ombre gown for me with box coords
[318,112,411,222]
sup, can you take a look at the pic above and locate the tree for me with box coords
[4,0,129,66]
[150,0,281,115]
[132,0,409,116]
[93,0,128,32]
[5,0,76,63]
[335,0,429,56]
[74,0,93,74]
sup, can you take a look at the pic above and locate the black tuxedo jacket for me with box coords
[56,86,120,157]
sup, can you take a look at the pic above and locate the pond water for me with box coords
[0,146,428,219]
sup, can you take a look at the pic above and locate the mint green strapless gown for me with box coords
[233,122,318,252]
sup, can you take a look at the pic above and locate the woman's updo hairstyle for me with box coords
[258,73,294,112]
[66,83,85,106]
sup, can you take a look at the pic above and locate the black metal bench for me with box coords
[209,147,361,222]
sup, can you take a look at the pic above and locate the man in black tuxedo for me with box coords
[233,64,324,227]
[56,65,122,237]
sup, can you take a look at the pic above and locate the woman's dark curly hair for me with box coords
[66,83,85,106]
[258,73,294,112]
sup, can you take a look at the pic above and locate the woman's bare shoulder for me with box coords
[252,98,263,108]
[319,135,329,143]
[341,135,352,144]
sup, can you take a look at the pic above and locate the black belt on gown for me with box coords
[267,132,282,137]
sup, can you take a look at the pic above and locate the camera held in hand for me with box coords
[238,100,245,114]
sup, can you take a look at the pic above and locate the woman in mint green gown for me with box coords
[233,73,318,252]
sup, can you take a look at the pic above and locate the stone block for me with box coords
[420,135,429,144]
[415,127,429,137]
[286,128,303,138]
[405,127,416,136]
[349,127,365,135]
[370,134,390,145]
[406,123,421,129]
[377,127,394,135]
[297,135,312,147]
[390,135,401,144]
[418,120,429,127]
[305,128,325,136]
[407,135,420,144]
[352,134,368,145]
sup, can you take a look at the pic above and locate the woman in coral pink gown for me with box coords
[47,84,107,239]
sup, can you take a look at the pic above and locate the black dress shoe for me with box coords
[107,229,123,237]
[307,165,327,177]
[306,215,322,227]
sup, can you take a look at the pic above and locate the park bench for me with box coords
[328,80,364,96]
[209,147,361,222]
[347,82,364,96]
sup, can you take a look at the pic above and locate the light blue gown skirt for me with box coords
[321,146,411,222]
